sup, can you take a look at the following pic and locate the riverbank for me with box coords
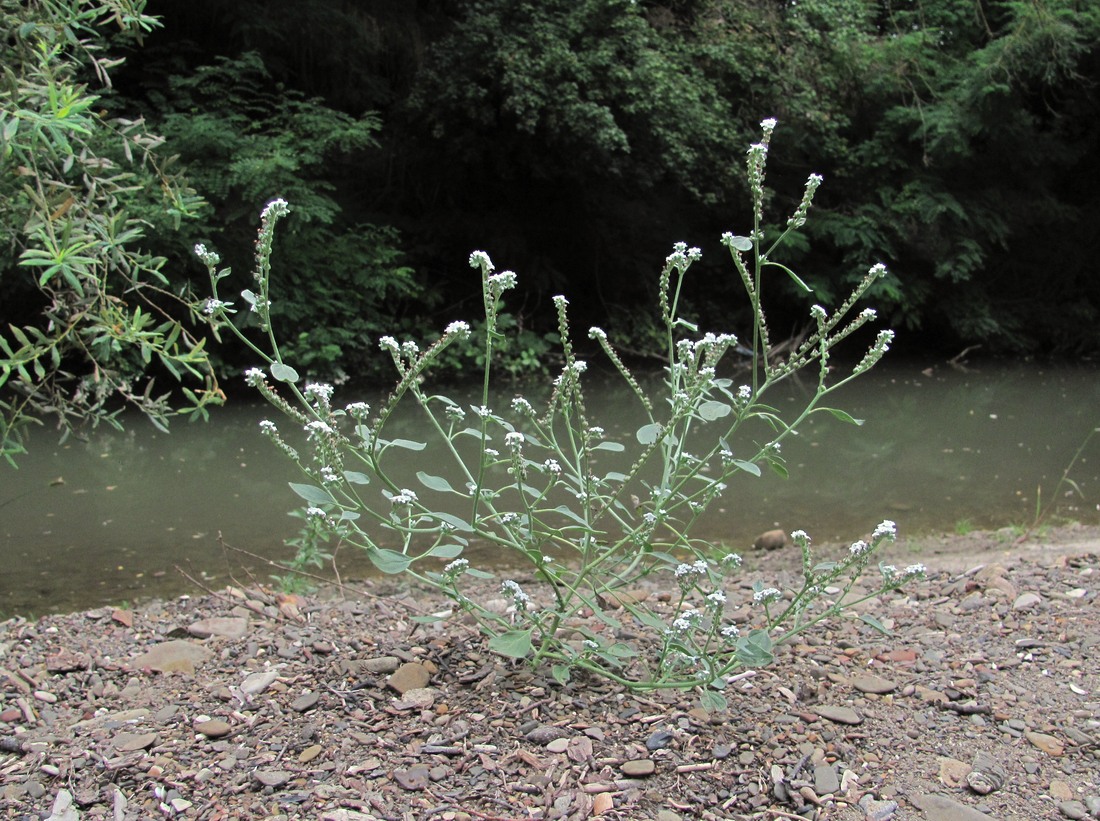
[1,524,1098,820]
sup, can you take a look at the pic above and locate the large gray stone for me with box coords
[129,640,212,673]
[910,793,995,820]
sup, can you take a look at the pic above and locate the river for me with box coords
[1,361,1097,615]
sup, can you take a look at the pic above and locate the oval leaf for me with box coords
[817,407,865,426]
[732,459,761,477]
[270,362,299,383]
[636,423,662,445]
[433,512,474,532]
[728,235,753,252]
[389,438,426,451]
[591,441,625,452]
[343,470,371,485]
[370,548,412,575]
[288,482,334,505]
[426,543,464,559]
[698,400,731,421]
[417,471,458,494]
[488,629,533,659]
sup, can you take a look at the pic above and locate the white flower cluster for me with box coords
[488,271,517,293]
[753,587,782,605]
[511,396,534,416]
[345,401,370,417]
[543,458,561,476]
[304,383,334,404]
[443,558,469,577]
[391,489,418,506]
[501,579,530,605]
[261,198,289,221]
[873,520,897,540]
[193,243,221,266]
[671,609,702,633]
[505,431,525,449]
[674,559,709,579]
[304,420,334,439]
[378,336,400,354]
[445,320,471,338]
[244,367,266,387]
[469,250,494,271]
[849,540,870,556]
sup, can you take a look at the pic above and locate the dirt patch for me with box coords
[0,524,1097,820]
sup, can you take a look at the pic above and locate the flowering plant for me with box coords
[195,122,921,706]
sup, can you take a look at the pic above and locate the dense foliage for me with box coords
[0,0,219,463]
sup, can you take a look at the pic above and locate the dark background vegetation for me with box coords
[7,0,1100,386]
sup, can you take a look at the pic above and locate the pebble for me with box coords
[252,769,291,788]
[1050,780,1076,801]
[240,671,279,695]
[813,705,863,725]
[1027,731,1066,756]
[1013,592,1042,610]
[620,758,656,777]
[646,728,675,750]
[388,662,431,694]
[394,765,430,791]
[813,763,840,795]
[291,691,321,713]
[1060,800,1089,819]
[113,731,157,752]
[859,795,898,821]
[850,675,897,695]
[194,719,232,738]
[188,617,249,639]
[129,640,212,673]
[910,793,996,820]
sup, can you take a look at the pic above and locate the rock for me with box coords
[645,728,675,750]
[753,529,788,551]
[188,617,249,639]
[524,725,570,745]
[938,757,971,788]
[240,671,279,696]
[1026,731,1065,756]
[194,719,232,738]
[290,691,321,712]
[849,675,897,695]
[394,765,430,791]
[298,744,323,764]
[1013,592,1042,611]
[113,732,157,752]
[592,792,614,814]
[129,640,212,673]
[360,656,400,674]
[44,789,78,821]
[910,793,995,820]
[859,795,898,821]
[392,687,436,710]
[387,662,431,694]
[966,751,1007,794]
[620,758,656,777]
[1059,800,1089,820]
[45,650,90,673]
[813,705,863,725]
[252,769,291,788]
[1049,780,1075,801]
[813,764,840,795]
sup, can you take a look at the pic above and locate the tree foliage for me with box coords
[0,0,220,464]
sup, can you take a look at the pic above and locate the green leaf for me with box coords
[732,459,761,477]
[735,628,775,668]
[603,642,637,659]
[465,567,494,579]
[270,362,299,383]
[370,548,412,574]
[288,482,334,504]
[411,611,451,624]
[591,441,625,452]
[389,438,426,451]
[858,614,893,636]
[698,689,728,714]
[636,423,662,445]
[816,407,865,426]
[551,664,571,686]
[417,471,458,494]
[728,235,753,252]
[426,543,464,559]
[698,400,731,421]
[343,470,371,485]
[433,512,474,532]
[488,629,533,658]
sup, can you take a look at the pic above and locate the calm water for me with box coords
[2,361,1097,615]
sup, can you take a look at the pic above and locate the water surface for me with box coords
[2,361,1096,615]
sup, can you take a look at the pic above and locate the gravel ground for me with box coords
[1,524,1098,821]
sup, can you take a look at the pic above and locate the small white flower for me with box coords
[737,385,752,401]
[720,624,740,640]
[445,404,465,421]
[501,579,530,604]
[345,401,370,416]
[304,420,334,437]
[553,295,569,309]
[443,558,469,575]
[868,262,888,279]
[583,639,599,650]
[469,250,494,271]
[320,466,339,484]
[873,520,897,540]
[810,304,827,322]
[259,420,277,434]
[445,320,471,337]
[903,563,926,578]
[305,507,327,520]
[378,336,400,353]
[305,383,335,403]
[849,540,870,556]
[488,271,517,291]
[707,590,727,606]
[588,327,607,341]
[791,529,810,544]
[753,587,782,604]
[203,298,229,315]
[511,396,535,415]
[721,553,743,568]
[244,367,265,386]
[543,459,561,476]
[505,431,524,449]
[261,198,289,220]
[760,117,778,133]
[471,405,492,418]
[391,489,418,505]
